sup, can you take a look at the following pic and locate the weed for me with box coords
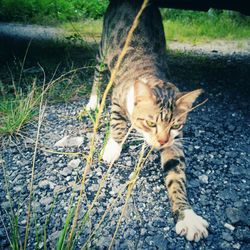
[0,83,39,136]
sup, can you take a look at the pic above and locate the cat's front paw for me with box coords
[102,137,122,164]
[176,209,209,242]
[86,95,99,111]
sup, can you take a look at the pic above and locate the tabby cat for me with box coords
[87,0,208,242]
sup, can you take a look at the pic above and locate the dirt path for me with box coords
[0,22,249,55]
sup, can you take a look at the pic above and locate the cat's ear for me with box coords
[176,89,203,110]
[134,80,154,104]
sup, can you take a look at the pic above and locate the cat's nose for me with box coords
[158,139,167,145]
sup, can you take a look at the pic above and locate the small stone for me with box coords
[227,125,235,132]
[145,236,154,246]
[222,232,233,242]
[152,219,166,228]
[38,242,44,249]
[226,207,241,224]
[141,228,147,236]
[54,136,84,147]
[185,241,194,250]
[220,241,231,249]
[1,202,10,209]
[60,167,72,176]
[40,197,54,206]
[32,201,40,209]
[126,160,132,167]
[20,219,27,225]
[13,186,22,192]
[68,159,81,169]
[47,113,58,121]
[232,243,241,249]
[198,174,208,184]
[153,234,168,249]
[224,223,235,231]
[50,230,61,241]
[54,185,65,193]
[38,180,50,189]
[153,186,161,193]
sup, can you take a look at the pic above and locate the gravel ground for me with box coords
[0,39,250,249]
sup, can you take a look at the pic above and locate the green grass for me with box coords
[0,43,96,137]
[0,84,39,135]
[0,79,89,137]
[59,9,250,44]
[0,0,108,23]
[62,19,103,40]
[162,9,250,42]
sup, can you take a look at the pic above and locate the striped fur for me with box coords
[87,0,208,241]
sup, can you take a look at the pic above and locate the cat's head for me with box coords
[130,80,203,149]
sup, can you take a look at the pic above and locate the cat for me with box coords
[86,0,208,242]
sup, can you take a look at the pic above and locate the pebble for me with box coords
[198,174,209,184]
[49,230,61,241]
[60,167,72,176]
[40,196,54,206]
[13,185,23,192]
[224,223,235,231]
[227,125,236,132]
[68,159,81,169]
[38,180,51,189]
[54,136,84,147]
[222,232,233,242]
[232,243,241,249]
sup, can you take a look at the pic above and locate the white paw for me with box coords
[102,137,122,164]
[176,209,209,242]
[86,95,99,111]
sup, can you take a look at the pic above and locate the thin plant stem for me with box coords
[108,143,154,250]
[23,90,46,250]
[0,212,12,248]
[1,158,22,249]
[74,126,133,245]
[81,184,127,249]
[67,0,150,247]
[43,196,57,250]
[18,39,32,85]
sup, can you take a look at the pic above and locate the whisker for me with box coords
[128,135,144,139]
[128,138,145,143]
[175,138,191,142]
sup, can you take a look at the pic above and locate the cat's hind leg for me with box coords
[86,61,106,111]
[161,146,209,241]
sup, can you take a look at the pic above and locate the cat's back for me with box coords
[102,0,166,81]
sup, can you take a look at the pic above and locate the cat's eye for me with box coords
[171,124,182,130]
[146,120,156,127]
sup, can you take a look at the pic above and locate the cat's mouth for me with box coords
[146,140,174,150]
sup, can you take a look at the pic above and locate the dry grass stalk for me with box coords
[67,0,150,247]
[108,144,154,249]
[23,91,46,250]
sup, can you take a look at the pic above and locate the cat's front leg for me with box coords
[161,147,209,242]
[103,102,127,164]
